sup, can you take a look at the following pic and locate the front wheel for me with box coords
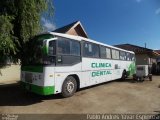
[61,76,77,98]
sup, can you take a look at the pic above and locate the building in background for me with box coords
[53,21,88,38]
[155,50,160,74]
[115,44,160,74]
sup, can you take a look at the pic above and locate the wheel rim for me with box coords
[66,81,74,93]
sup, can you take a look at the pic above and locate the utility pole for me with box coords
[145,43,147,48]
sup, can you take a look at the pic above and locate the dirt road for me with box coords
[0,76,160,114]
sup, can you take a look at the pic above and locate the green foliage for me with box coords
[17,0,49,41]
[0,15,16,55]
[0,0,54,64]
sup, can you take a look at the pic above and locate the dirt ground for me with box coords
[0,76,160,114]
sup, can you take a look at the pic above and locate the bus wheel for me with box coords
[121,71,127,80]
[149,74,152,81]
[61,76,77,98]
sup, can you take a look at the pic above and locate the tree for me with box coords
[0,0,17,64]
[0,15,16,57]
[0,0,54,64]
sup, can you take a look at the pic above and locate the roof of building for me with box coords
[115,43,160,57]
[53,21,78,33]
[53,21,88,38]
[155,50,160,54]
[115,43,152,52]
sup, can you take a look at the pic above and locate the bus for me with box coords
[21,32,136,97]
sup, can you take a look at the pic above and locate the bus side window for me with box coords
[83,42,99,58]
[100,46,106,58]
[120,51,126,60]
[112,49,119,60]
[126,52,131,61]
[106,47,111,59]
[100,46,111,59]
[130,54,135,61]
[70,40,80,56]
[92,44,99,58]
[48,41,56,56]
[58,38,70,54]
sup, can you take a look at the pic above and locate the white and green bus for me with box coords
[21,32,136,97]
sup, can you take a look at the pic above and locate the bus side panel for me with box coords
[111,60,123,80]
[81,58,100,86]
[81,58,114,87]
[43,67,55,87]
[126,61,136,76]
[98,59,114,82]
[119,60,136,77]
[54,63,82,94]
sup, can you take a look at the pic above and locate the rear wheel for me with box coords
[121,70,127,80]
[61,76,77,98]
[133,74,137,81]
[149,74,152,81]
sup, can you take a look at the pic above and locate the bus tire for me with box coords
[61,76,77,98]
[149,74,152,81]
[121,70,127,80]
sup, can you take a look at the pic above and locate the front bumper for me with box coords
[21,81,55,95]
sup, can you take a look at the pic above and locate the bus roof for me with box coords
[42,32,135,54]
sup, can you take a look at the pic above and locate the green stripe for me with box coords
[21,82,55,95]
[128,62,136,76]
[21,66,43,73]
[42,45,48,55]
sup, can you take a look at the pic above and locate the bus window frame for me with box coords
[119,51,127,61]
[100,45,112,60]
[126,52,131,61]
[56,37,81,57]
[82,41,100,58]
[111,48,120,60]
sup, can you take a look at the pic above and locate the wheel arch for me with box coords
[64,74,80,90]
[121,69,127,79]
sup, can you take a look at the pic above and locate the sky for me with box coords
[42,0,160,50]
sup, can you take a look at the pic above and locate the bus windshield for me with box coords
[22,34,55,65]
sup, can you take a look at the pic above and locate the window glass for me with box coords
[70,40,80,56]
[58,38,70,54]
[120,51,126,60]
[106,48,111,59]
[83,42,99,58]
[57,37,80,56]
[130,54,135,61]
[112,49,120,59]
[92,44,100,58]
[100,46,106,58]
[48,41,56,56]
[126,52,131,61]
